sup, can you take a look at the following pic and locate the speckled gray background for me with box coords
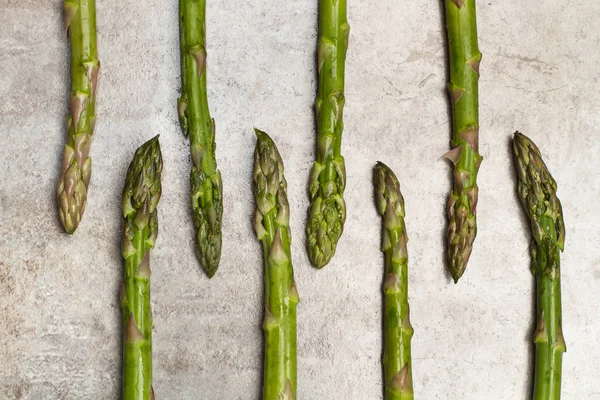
[1,0,600,399]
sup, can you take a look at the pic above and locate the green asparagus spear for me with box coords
[253,129,298,400]
[513,132,566,400]
[307,0,350,268]
[178,0,223,277]
[374,162,414,400]
[443,0,483,282]
[57,0,100,233]
[120,136,162,400]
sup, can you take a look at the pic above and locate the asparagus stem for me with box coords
[307,0,350,268]
[513,132,566,400]
[120,136,162,400]
[443,0,483,281]
[58,0,100,233]
[178,0,223,277]
[374,163,414,400]
[253,129,298,400]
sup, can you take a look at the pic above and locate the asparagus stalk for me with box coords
[58,0,100,233]
[374,163,414,400]
[253,129,298,400]
[513,132,566,400]
[178,0,223,277]
[307,0,350,268]
[120,136,162,400]
[443,0,483,281]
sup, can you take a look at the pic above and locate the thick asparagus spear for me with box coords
[58,0,100,233]
[120,136,162,400]
[178,0,223,277]
[307,0,350,268]
[443,0,483,281]
[374,163,414,400]
[513,132,566,400]
[253,129,298,400]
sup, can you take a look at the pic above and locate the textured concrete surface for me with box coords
[1,0,600,398]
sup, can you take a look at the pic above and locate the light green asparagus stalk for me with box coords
[178,0,223,277]
[443,0,483,282]
[58,0,100,233]
[253,129,298,400]
[513,132,566,400]
[120,136,162,400]
[307,0,350,269]
[374,163,414,400]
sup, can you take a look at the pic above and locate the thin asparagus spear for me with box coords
[513,132,566,400]
[307,0,350,269]
[58,0,100,233]
[443,0,483,281]
[178,0,223,277]
[120,136,162,400]
[374,162,414,400]
[253,129,298,400]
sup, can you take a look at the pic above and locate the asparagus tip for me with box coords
[375,160,388,170]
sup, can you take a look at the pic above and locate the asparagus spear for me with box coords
[120,136,162,400]
[307,0,350,268]
[178,0,223,277]
[253,129,298,400]
[57,0,100,233]
[443,0,483,282]
[374,162,414,400]
[513,132,566,400]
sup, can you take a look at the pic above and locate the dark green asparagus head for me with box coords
[513,132,565,251]
[190,120,223,279]
[374,162,408,256]
[306,157,347,269]
[253,129,290,237]
[122,136,163,253]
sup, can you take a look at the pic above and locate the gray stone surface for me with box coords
[1,0,599,398]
